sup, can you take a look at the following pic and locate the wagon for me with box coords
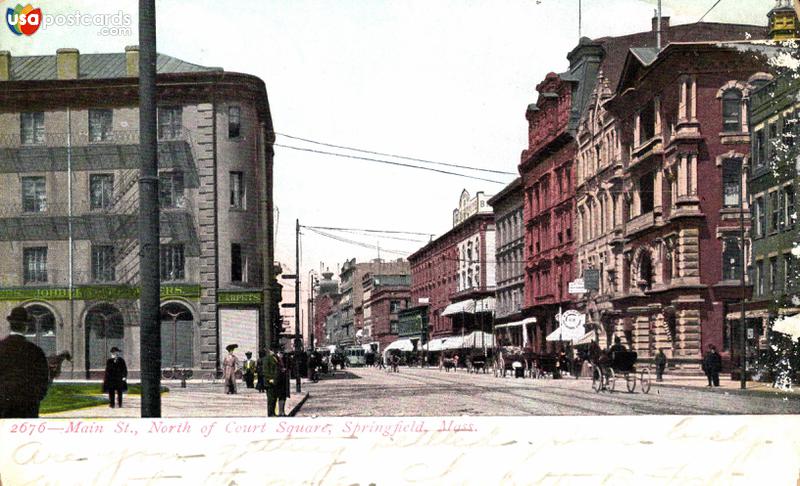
[592,350,651,394]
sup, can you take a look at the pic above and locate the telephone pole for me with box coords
[138,0,162,417]
[295,219,302,392]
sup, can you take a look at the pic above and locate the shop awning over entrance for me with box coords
[441,300,476,316]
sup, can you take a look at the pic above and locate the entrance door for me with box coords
[85,304,125,376]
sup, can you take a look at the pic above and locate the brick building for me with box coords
[361,273,412,352]
[311,271,338,348]
[603,40,780,369]
[0,47,276,378]
[408,190,495,340]
[573,19,767,351]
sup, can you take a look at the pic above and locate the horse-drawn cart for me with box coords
[592,350,651,393]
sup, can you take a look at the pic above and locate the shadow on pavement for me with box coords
[316,371,363,381]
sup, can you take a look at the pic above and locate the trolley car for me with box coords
[344,346,366,367]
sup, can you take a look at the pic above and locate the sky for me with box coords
[0,0,772,309]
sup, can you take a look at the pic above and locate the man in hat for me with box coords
[223,344,240,394]
[260,347,279,416]
[243,351,256,389]
[0,306,51,417]
[102,347,128,408]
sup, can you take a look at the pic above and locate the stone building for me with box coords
[574,19,767,351]
[0,47,276,378]
[408,190,495,340]
[603,41,779,369]
[487,178,528,346]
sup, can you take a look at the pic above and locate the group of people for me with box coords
[222,345,291,416]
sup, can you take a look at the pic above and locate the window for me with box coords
[159,172,185,208]
[768,123,778,162]
[769,256,779,294]
[25,305,56,356]
[158,106,182,140]
[640,172,655,214]
[228,106,241,138]
[390,300,401,313]
[88,109,113,142]
[785,185,796,229]
[230,171,244,209]
[722,159,741,207]
[754,129,766,168]
[21,176,47,213]
[639,99,656,145]
[91,245,115,282]
[160,244,185,281]
[23,247,47,283]
[20,112,44,145]
[231,243,244,282]
[786,254,796,290]
[770,191,781,232]
[722,90,742,132]
[755,260,764,296]
[89,174,114,210]
[754,197,765,238]
[722,237,742,281]
[390,320,398,334]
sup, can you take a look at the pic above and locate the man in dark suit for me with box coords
[702,344,722,387]
[102,346,128,408]
[0,306,51,418]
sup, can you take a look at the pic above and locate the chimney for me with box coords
[652,16,670,47]
[56,48,79,80]
[125,45,139,77]
[0,51,10,81]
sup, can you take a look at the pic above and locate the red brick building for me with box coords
[362,273,412,352]
[604,41,777,368]
[312,271,338,347]
[409,190,496,339]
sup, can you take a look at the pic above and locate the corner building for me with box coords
[0,47,276,378]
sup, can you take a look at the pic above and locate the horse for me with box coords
[47,351,72,383]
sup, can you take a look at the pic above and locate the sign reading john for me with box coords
[557,310,586,341]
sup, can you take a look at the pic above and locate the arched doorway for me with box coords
[24,304,57,356]
[160,302,194,368]
[85,303,125,370]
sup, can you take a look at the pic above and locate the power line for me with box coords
[304,227,412,256]
[276,132,517,176]
[274,144,508,185]
[302,224,434,237]
[698,0,724,23]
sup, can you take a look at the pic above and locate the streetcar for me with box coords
[344,346,367,367]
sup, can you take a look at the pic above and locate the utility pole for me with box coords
[138,0,161,417]
[295,219,302,393]
[739,168,747,389]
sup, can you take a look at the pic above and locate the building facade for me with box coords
[361,273,412,352]
[0,47,276,377]
[487,178,526,346]
[408,190,495,340]
[603,41,777,369]
[574,19,767,352]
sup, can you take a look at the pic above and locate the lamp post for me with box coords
[308,270,318,352]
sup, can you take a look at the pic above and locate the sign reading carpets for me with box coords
[0,284,201,301]
[219,308,259,358]
[217,291,262,304]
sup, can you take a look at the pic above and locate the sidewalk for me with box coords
[44,379,310,418]
[656,374,799,397]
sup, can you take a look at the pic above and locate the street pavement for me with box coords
[43,379,309,418]
[296,366,800,416]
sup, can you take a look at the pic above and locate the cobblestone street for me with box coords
[297,366,800,416]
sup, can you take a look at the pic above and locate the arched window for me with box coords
[24,304,57,356]
[722,90,743,132]
[160,302,194,367]
[85,304,124,369]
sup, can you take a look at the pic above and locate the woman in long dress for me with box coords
[223,344,239,394]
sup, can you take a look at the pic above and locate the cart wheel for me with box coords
[592,367,602,393]
[640,369,652,394]
[607,368,616,392]
[626,372,636,393]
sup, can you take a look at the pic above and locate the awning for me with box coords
[463,331,495,348]
[383,338,414,355]
[474,297,495,313]
[442,300,476,316]
[425,338,446,352]
[440,336,465,350]
[494,320,523,329]
[545,326,570,342]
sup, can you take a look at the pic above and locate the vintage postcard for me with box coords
[1,0,799,484]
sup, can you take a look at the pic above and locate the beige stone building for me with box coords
[0,47,275,378]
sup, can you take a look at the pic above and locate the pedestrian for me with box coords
[102,346,128,408]
[378,354,386,370]
[261,348,279,416]
[255,349,266,393]
[276,351,290,416]
[453,354,459,372]
[0,306,50,418]
[243,351,256,389]
[655,349,667,382]
[223,344,239,394]
[702,344,722,387]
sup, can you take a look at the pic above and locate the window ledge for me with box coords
[719,132,749,145]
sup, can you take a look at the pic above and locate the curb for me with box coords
[288,392,309,417]
[655,381,800,400]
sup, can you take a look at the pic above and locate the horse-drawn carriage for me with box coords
[466,353,488,374]
[592,350,651,393]
[493,347,532,378]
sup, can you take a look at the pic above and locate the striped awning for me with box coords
[441,300,476,316]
